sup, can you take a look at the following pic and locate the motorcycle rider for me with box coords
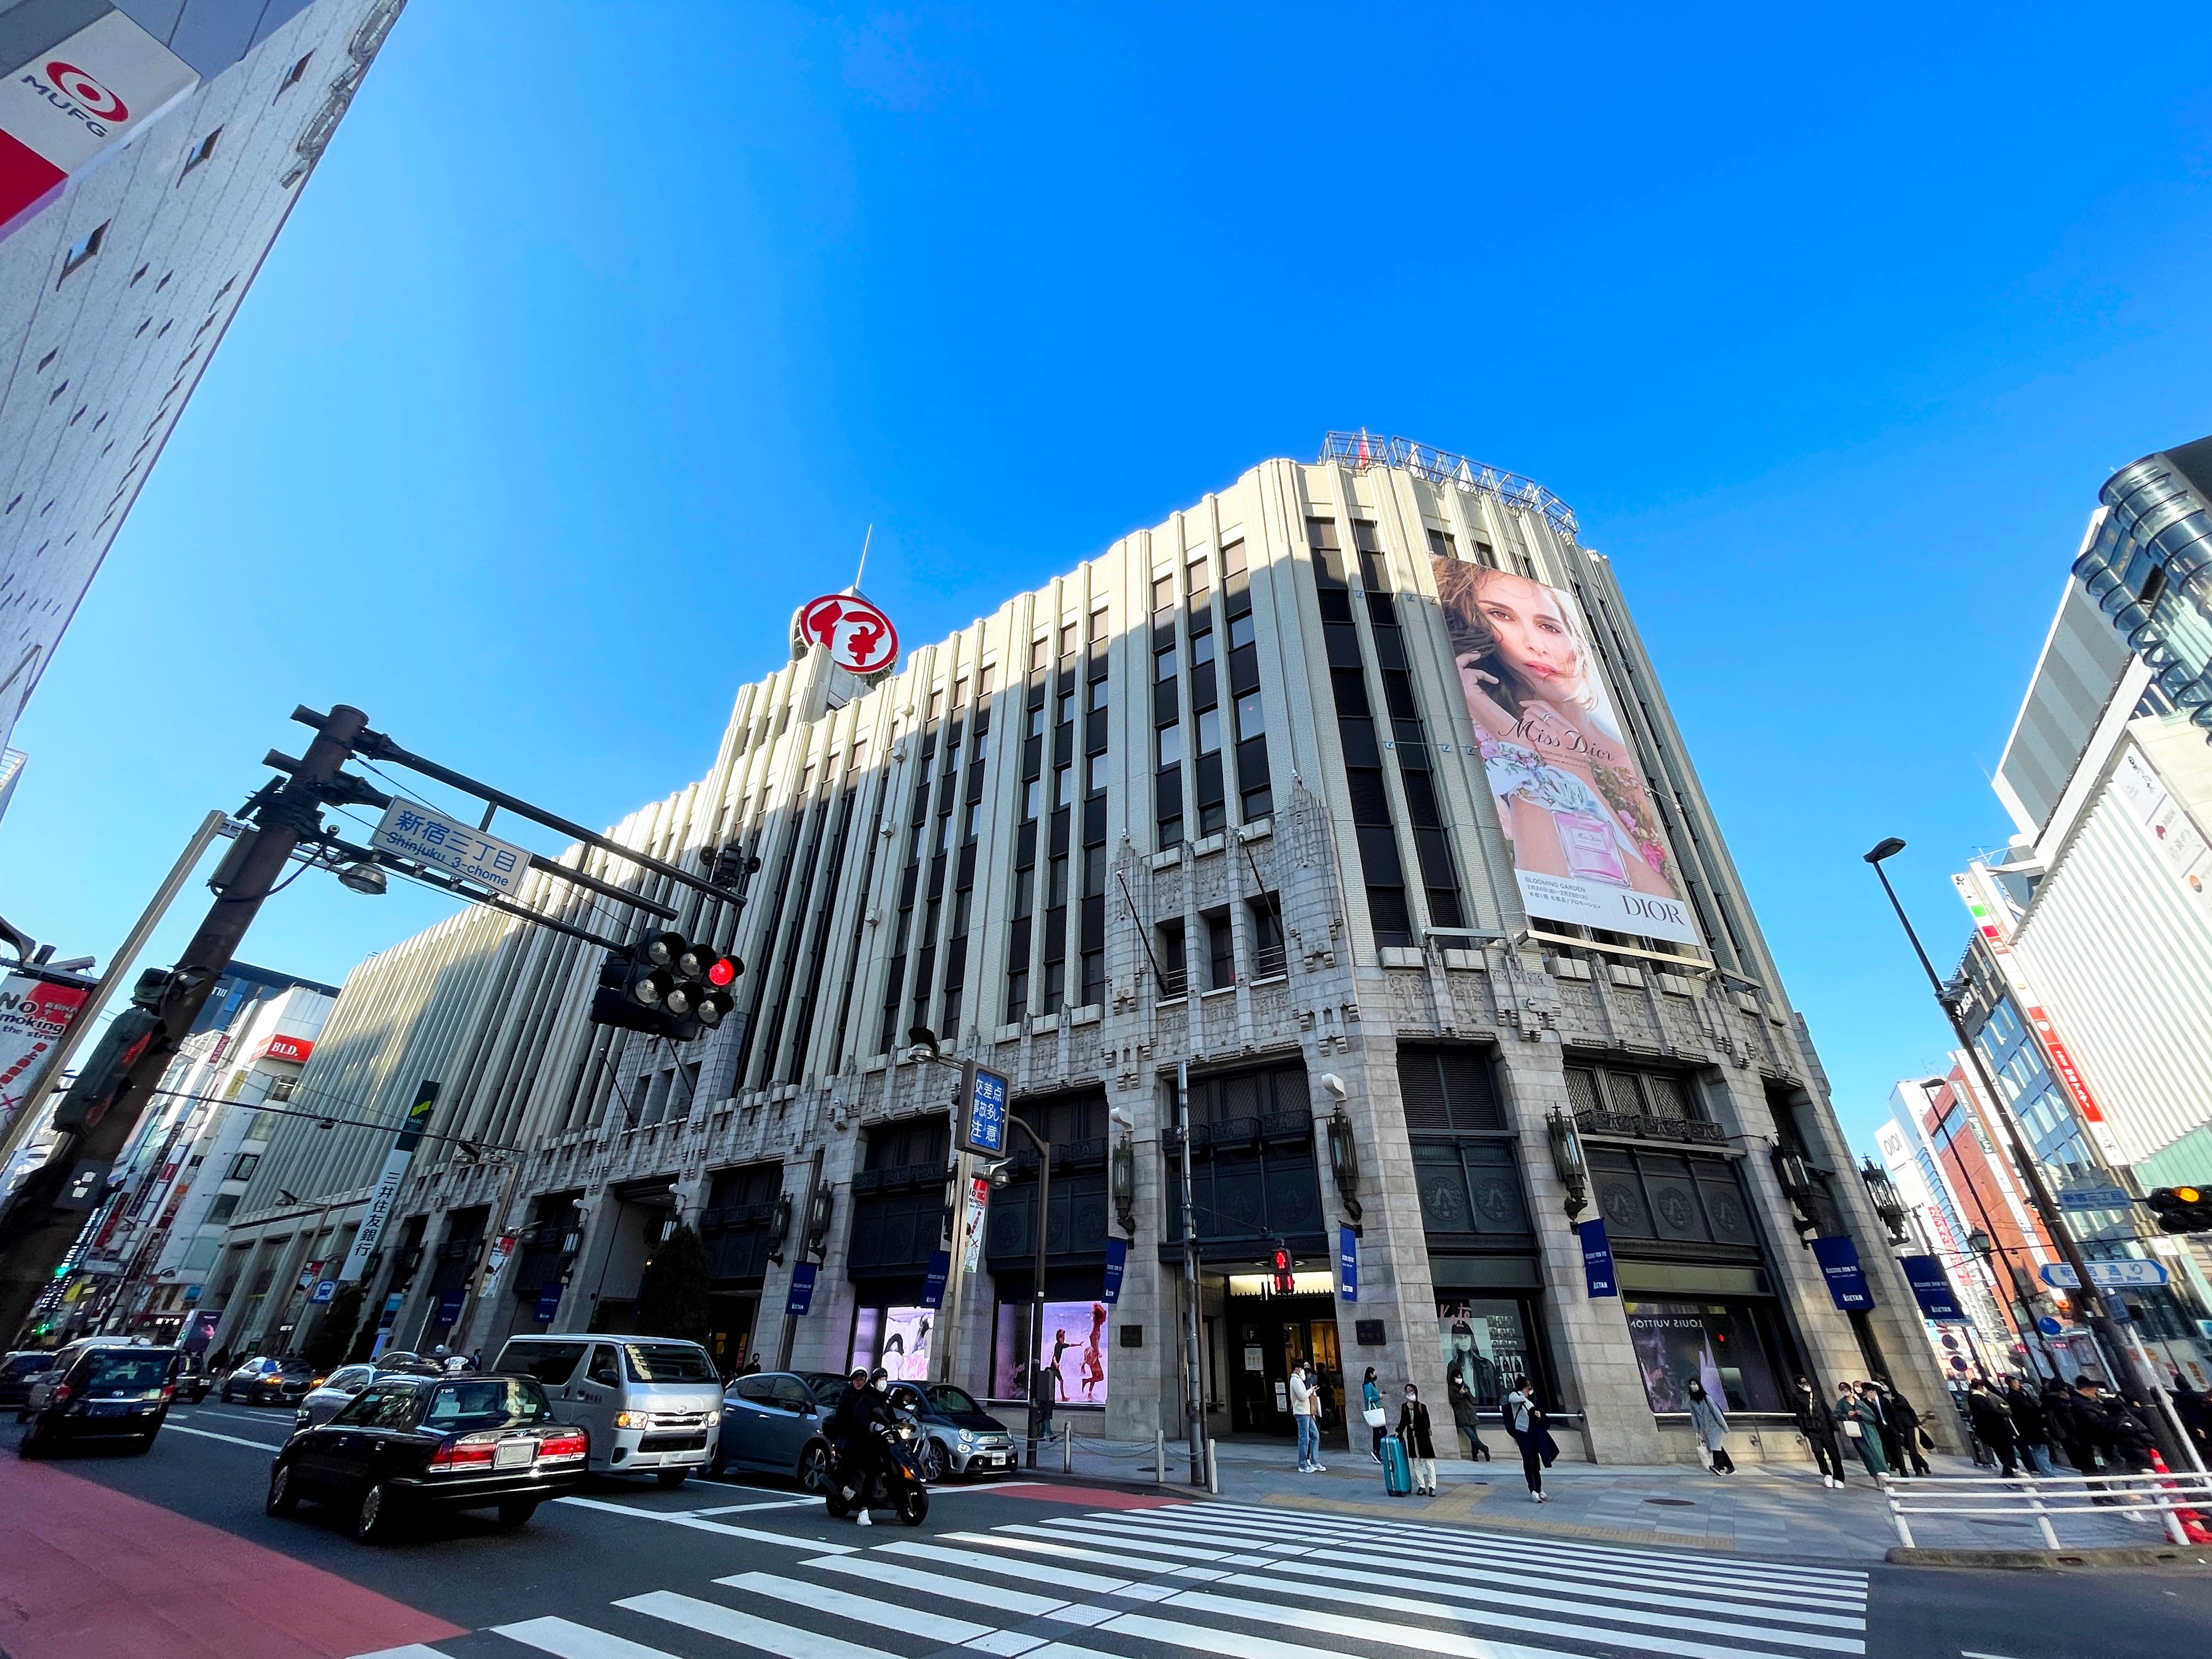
[827,1365,894,1525]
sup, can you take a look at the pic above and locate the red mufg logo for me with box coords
[796,593,899,676]
[46,61,127,121]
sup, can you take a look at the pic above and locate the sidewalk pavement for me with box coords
[1036,1431,2186,1562]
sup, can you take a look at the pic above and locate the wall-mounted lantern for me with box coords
[805,1185,835,1259]
[1545,1108,1588,1220]
[764,1192,793,1264]
[1858,1158,1909,1244]
[1110,1133,1137,1235]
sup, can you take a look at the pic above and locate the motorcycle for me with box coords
[825,1412,931,1525]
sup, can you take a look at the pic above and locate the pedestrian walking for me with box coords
[1361,1367,1386,1463]
[1965,1378,2019,1477]
[2002,1376,2057,1476]
[2171,1377,2212,1463]
[1289,1361,1325,1473]
[1448,1370,1491,1461]
[1792,1376,1847,1488]
[1878,1379,1932,1477]
[1504,1383,1557,1502]
[1860,1380,1904,1474]
[1398,1383,1440,1496]
[1686,1378,1734,1474]
[1836,1382,1887,1476]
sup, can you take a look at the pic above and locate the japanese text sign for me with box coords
[374,799,531,897]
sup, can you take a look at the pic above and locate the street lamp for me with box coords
[1859,1159,1910,1244]
[337,860,386,896]
[1862,836,2182,1451]
[1544,1108,1589,1219]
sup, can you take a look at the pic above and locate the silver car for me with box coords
[291,1362,377,1430]
[713,1370,836,1489]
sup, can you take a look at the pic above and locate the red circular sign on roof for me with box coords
[48,61,127,121]
[797,593,898,676]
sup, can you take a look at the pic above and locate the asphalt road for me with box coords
[10,1402,2210,1659]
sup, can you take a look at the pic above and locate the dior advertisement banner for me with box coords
[1432,557,1701,945]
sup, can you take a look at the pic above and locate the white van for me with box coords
[492,1335,723,1485]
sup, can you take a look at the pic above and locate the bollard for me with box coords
[1156,1429,1165,1485]
[1206,1436,1219,1495]
[1064,1423,1072,1475]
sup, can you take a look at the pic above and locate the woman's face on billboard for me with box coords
[1474,573,1580,696]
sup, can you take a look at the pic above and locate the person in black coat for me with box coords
[1792,1375,1848,1488]
[1397,1383,1440,1496]
[1877,1379,1932,1476]
[1965,1379,2019,1476]
[2003,1376,2056,1475]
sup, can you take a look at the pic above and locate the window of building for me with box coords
[1022,778,1041,819]
[1087,752,1109,791]
[1152,574,1175,613]
[1057,690,1075,726]
[1154,646,1177,682]
[1624,1299,1791,1414]
[59,222,106,284]
[1195,707,1222,755]
[1191,629,1216,668]
[1204,909,1235,990]
[1054,766,1074,809]
[280,52,313,92]
[266,1075,297,1102]
[1248,895,1286,978]
[206,1194,239,1223]
[1058,621,1077,658]
[180,128,222,178]
[1187,556,1211,597]
[228,1153,260,1181]
[1088,678,1109,712]
[1234,692,1263,742]
[1156,918,1188,997]
[1427,528,1458,561]
[1030,635,1049,672]
[1157,725,1183,766]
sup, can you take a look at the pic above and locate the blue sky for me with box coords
[5,3,2210,1151]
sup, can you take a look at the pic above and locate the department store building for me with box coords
[229,436,1953,1463]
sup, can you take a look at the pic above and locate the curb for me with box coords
[1885,1543,2212,1570]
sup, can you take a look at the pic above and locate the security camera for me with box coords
[1319,1074,1348,1101]
[986,1160,1014,1189]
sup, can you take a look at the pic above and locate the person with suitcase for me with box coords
[1380,1417,1414,1496]
[1397,1383,1439,1496]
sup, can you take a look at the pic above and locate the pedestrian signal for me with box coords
[1270,1242,1296,1295]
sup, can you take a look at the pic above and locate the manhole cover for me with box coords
[1645,1498,1696,1508]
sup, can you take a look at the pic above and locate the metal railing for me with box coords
[1881,1470,2212,1550]
[1317,432,1578,541]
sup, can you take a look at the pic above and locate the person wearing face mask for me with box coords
[1397,1383,1439,1496]
[1503,1383,1556,1502]
[1686,1378,1734,1474]
[1361,1367,1387,1463]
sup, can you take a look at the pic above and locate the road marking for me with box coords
[688,1497,822,1514]
[163,1422,285,1452]
[347,1647,452,1659]
[808,1554,1067,1617]
[553,1494,857,1552]
[1960,1653,2024,1658]
[621,1589,898,1659]
[1255,1546,1865,1631]
[940,1528,1213,1572]
[1209,1567,1864,1656]
[877,1539,1133,1594]
[720,1571,995,1644]
[1086,1611,1401,1659]
[489,1615,679,1658]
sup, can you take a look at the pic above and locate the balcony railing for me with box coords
[1574,1109,1726,1146]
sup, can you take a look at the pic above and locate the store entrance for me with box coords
[706,1292,759,1378]
[1223,1291,1342,1439]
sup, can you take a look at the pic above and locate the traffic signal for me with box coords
[2146,1186,2212,1234]
[590,932,741,1041]
[1269,1240,1296,1296]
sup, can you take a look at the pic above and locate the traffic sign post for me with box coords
[955,1062,1009,1159]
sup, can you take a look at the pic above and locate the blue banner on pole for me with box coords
[1812,1235,1875,1311]
[533,1282,563,1324]
[786,1262,818,1316]
[1102,1237,1127,1305]
[920,1250,951,1309]
[1900,1254,1966,1322]
[1578,1218,1617,1297]
[1338,1224,1359,1301]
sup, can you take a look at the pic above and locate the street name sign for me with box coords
[2055,1183,2134,1212]
[2039,1259,2169,1290]
[373,799,531,896]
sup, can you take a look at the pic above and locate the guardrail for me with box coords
[1880,1470,2212,1549]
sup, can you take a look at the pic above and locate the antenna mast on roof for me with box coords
[851,523,873,594]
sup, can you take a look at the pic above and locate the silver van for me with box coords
[492,1335,722,1486]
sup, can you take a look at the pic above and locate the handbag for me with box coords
[1842,1418,1863,1438]
[1362,1406,1386,1427]
[1696,1444,1713,1469]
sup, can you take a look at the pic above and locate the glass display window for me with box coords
[1435,1297,1533,1410]
[1623,1298,1787,1413]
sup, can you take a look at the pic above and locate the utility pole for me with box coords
[1176,1058,1205,1483]
[0,710,373,1344]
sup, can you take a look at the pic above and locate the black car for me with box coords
[1,1350,59,1418]
[18,1346,182,1456]
[267,1373,588,1542]
[220,1355,319,1404]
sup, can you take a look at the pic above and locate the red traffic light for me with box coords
[1270,1243,1295,1295]
[706,955,737,988]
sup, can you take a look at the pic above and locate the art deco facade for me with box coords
[218,438,1953,1462]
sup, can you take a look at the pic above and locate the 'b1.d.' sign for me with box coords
[957,1063,1010,1159]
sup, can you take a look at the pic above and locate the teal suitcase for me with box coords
[1380,1430,1413,1496]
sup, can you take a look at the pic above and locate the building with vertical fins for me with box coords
[216,436,1955,1464]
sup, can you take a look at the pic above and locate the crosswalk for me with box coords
[354,1498,1870,1659]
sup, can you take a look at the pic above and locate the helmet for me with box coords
[848,1367,868,1384]
[870,1367,890,1390]
[431,1345,450,1359]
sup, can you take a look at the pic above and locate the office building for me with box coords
[228,436,1954,1462]
[0,0,404,754]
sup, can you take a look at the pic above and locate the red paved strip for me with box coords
[0,1457,465,1659]
[997,1481,1188,1509]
